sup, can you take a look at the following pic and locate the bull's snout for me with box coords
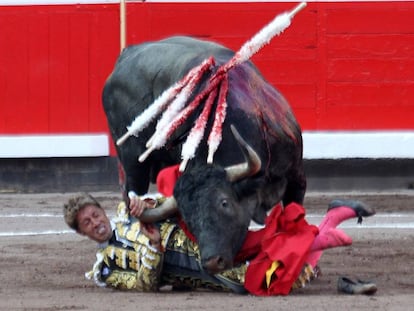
[202,255,232,274]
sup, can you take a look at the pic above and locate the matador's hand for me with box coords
[128,192,156,218]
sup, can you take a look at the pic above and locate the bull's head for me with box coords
[173,125,261,274]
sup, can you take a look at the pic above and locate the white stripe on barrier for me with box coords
[0,134,109,158]
[1,131,413,159]
[302,131,414,159]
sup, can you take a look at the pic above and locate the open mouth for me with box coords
[96,224,107,235]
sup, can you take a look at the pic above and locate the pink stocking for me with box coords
[310,228,352,252]
[306,206,356,268]
[318,206,356,234]
[307,229,352,268]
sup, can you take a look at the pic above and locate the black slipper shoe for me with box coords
[328,199,376,224]
[337,276,378,295]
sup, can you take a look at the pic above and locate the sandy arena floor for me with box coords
[0,191,413,311]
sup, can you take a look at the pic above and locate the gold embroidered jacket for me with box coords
[85,200,176,291]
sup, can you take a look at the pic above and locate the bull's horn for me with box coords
[139,197,178,222]
[225,124,261,182]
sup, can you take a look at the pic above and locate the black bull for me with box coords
[103,36,306,273]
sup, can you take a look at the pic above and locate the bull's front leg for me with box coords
[282,164,307,206]
[117,152,151,207]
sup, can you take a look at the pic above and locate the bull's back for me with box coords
[103,35,300,155]
[105,37,234,102]
[102,36,304,201]
[102,36,234,136]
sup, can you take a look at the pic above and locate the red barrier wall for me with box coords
[1,1,413,156]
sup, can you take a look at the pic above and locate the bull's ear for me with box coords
[225,125,261,182]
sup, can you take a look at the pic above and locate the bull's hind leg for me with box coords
[282,165,307,206]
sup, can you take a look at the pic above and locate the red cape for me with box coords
[156,164,318,295]
[239,202,318,295]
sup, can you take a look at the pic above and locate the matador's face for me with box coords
[76,204,112,243]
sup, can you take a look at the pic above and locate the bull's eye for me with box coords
[221,199,229,208]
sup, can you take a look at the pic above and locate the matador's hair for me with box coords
[63,193,101,231]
